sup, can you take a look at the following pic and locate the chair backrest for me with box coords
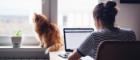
[96,41,140,60]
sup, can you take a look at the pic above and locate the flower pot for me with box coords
[11,37,22,48]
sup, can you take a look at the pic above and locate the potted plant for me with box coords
[11,30,22,48]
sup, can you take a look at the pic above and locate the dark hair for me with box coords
[93,1,118,28]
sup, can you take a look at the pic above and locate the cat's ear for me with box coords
[34,13,40,23]
[34,13,38,16]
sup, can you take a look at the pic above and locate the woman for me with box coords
[33,13,63,52]
[68,1,136,60]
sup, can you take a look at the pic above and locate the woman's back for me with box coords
[78,28,136,58]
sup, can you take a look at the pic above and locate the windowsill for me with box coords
[0,46,41,48]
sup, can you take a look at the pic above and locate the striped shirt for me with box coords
[77,28,136,58]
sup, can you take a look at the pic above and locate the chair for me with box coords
[96,41,140,60]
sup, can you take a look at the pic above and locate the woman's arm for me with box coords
[68,50,81,60]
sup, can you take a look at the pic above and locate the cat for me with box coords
[33,13,63,52]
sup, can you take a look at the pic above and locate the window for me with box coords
[58,0,98,28]
[0,0,42,36]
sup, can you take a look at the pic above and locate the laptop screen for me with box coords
[63,28,94,52]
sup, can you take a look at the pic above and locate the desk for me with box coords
[50,51,67,60]
[49,51,94,60]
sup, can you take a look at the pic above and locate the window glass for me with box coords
[0,0,42,36]
[58,0,98,28]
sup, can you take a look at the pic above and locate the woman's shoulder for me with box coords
[89,31,106,37]
[90,28,135,36]
[117,28,136,39]
[119,28,135,34]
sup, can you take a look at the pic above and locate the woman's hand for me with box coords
[68,50,81,60]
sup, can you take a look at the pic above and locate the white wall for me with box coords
[101,0,140,40]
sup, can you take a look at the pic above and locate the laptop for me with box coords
[0,48,49,60]
[59,28,94,58]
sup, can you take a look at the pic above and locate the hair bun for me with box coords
[105,1,116,8]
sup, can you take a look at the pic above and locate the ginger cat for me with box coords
[33,13,63,52]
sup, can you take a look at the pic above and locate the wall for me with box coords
[42,0,58,24]
[101,0,140,40]
[42,0,50,20]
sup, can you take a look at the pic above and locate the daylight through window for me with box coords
[0,0,42,36]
